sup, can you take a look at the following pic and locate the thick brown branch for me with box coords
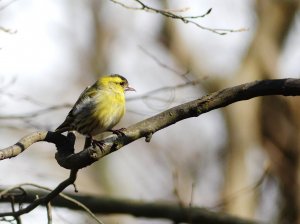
[1,78,300,169]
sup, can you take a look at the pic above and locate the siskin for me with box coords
[55,74,135,143]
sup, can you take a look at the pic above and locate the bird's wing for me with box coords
[55,85,95,132]
[74,84,93,104]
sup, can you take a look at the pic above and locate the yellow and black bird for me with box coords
[55,74,135,142]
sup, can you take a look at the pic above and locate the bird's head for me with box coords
[97,74,135,93]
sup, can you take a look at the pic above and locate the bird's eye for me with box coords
[120,81,125,86]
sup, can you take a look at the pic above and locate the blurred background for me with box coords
[0,0,300,223]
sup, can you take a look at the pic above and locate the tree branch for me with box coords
[109,0,246,35]
[0,187,262,224]
[1,78,296,223]
[0,104,72,120]
[0,170,78,217]
[1,78,300,170]
[0,183,104,224]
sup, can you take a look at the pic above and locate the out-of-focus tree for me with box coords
[163,0,300,223]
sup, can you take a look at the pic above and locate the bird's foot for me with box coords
[84,136,93,148]
[109,128,126,137]
[92,140,105,153]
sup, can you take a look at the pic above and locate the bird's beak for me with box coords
[125,86,136,92]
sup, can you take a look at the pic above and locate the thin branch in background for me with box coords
[142,90,176,111]
[0,26,17,34]
[210,163,270,209]
[0,91,47,107]
[0,104,72,120]
[0,77,51,107]
[109,0,247,35]
[127,79,207,113]
[58,191,103,224]
[0,76,44,107]
[172,168,197,221]
[184,183,196,224]
[126,108,150,116]
[0,216,15,223]
[9,196,22,224]
[0,78,201,121]
[127,79,204,102]
[0,183,104,224]
[189,182,195,208]
[46,202,52,224]
[0,124,34,131]
[1,187,24,224]
[138,45,190,80]
[0,77,71,120]
[109,0,211,18]
[0,170,79,218]
[0,76,17,90]
[172,169,185,207]
[0,0,18,12]
[159,6,190,14]
[0,77,72,129]
[0,84,45,105]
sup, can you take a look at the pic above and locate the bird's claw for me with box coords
[110,128,126,137]
[92,140,105,153]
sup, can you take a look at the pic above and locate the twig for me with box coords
[57,191,103,224]
[0,170,78,217]
[0,76,43,106]
[0,91,48,107]
[0,131,48,159]
[0,104,72,120]
[0,183,104,224]
[0,26,17,34]
[172,169,185,207]
[109,0,246,35]
[189,182,195,208]
[46,202,52,224]
[127,79,203,102]
[9,196,21,224]
[0,0,18,12]
[0,76,17,90]
[138,45,189,79]
[110,0,211,18]
[210,163,270,209]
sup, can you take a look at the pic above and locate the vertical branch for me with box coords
[10,196,22,224]
[46,202,52,224]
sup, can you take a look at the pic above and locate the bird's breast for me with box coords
[91,91,125,135]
